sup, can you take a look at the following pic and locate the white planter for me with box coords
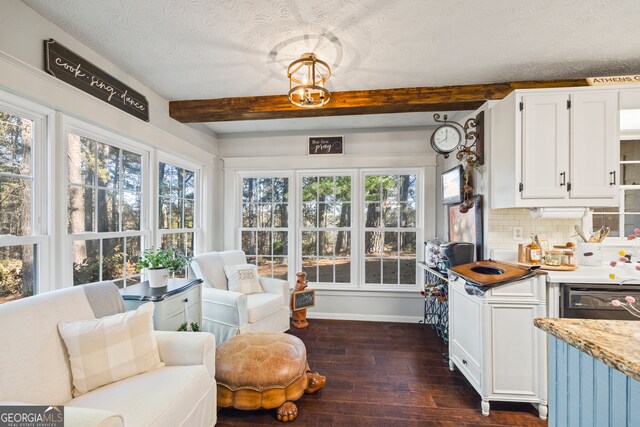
[147,268,169,288]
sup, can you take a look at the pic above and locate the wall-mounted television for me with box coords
[441,165,463,205]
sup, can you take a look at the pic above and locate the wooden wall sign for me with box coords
[292,289,315,311]
[44,39,149,122]
[587,75,640,86]
[308,136,343,155]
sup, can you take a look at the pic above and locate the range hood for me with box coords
[529,207,592,219]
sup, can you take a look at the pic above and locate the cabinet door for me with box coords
[449,281,482,387]
[521,94,570,199]
[570,91,619,199]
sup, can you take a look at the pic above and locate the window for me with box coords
[68,133,144,287]
[240,176,289,280]
[593,139,640,236]
[0,102,47,303]
[363,174,417,285]
[300,174,352,285]
[158,162,197,273]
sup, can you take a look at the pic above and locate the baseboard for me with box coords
[305,312,423,324]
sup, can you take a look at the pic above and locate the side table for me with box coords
[120,278,202,331]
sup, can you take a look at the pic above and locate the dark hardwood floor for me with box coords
[216,319,547,426]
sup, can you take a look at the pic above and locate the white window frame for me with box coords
[297,170,356,288]
[0,91,53,294]
[237,171,294,282]
[359,168,423,291]
[155,153,202,255]
[62,116,150,287]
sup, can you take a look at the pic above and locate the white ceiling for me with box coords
[22,0,640,134]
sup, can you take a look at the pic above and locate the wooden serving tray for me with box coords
[450,260,534,286]
[518,262,577,271]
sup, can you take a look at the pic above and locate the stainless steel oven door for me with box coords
[560,283,640,320]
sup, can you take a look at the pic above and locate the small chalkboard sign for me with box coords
[292,289,315,311]
[44,39,149,122]
[308,136,343,155]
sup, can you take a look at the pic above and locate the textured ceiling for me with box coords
[21,0,640,133]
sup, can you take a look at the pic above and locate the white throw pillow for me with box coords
[223,264,263,294]
[58,302,164,397]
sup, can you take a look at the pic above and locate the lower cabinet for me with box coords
[448,276,548,419]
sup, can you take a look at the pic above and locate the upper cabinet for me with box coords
[491,88,620,208]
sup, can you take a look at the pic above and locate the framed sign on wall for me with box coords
[308,136,343,155]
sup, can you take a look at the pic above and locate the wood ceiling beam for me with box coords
[169,79,589,123]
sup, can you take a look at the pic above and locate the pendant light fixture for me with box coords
[287,53,331,108]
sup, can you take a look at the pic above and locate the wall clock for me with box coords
[430,122,462,156]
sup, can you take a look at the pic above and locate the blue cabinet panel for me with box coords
[549,336,640,427]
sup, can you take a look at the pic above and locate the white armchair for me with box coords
[191,250,290,345]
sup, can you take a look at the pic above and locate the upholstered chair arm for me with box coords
[201,287,248,327]
[154,331,215,382]
[259,277,290,307]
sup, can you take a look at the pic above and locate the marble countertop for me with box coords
[534,318,640,382]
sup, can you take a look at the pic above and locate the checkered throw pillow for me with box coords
[223,264,263,294]
[58,302,164,397]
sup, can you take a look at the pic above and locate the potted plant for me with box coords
[137,247,192,288]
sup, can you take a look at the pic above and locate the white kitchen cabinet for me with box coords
[448,276,548,419]
[491,88,619,208]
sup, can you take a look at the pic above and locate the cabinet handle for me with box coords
[560,172,566,187]
[610,171,616,186]
[462,359,468,365]
[183,298,189,303]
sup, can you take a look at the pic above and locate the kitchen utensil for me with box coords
[588,226,605,243]
[574,225,588,242]
[518,262,577,271]
[599,226,610,242]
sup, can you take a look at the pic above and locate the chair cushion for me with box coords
[67,365,212,427]
[58,303,164,397]
[246,293,286,323]
[191,250,247,290]
[224,264,263,295]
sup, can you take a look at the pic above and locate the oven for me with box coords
[560,283,640,320]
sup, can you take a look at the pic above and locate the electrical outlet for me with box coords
[513,227,523,241]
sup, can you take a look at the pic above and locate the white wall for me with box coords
[218,127,440,322]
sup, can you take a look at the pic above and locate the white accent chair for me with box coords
[191,250,290,346]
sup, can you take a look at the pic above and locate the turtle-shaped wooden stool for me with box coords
[216,331,326,422]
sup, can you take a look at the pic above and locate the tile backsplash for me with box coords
[487,208,581,250]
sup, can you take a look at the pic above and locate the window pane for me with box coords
[273,178,288,202]
[365,258,380,284]
[383,203,399,227]
[126,236,141,278]
[72,239,100,285]
[257,257,271,277]
[384,176,400,202]
[102,237,124,281]
[258,178,273,202]
[0,111,32,175]
[335,231,350,256]
[302,258,317,282]
[624,215,640,237]
[364,203,382,227]
[365,231,384,256]
[335,202,350,227]
[621,140,640,162]
[257,231,271,255]
[319,231,335,256]
[257,203,272,228]
[335,258,350,283]
[400,232,417,256]
[122,191,140,230]
[365,176,381,201]
[0,176,31,236]
[242,178,257,203]
[159,162,172,196]
[176,168,185,198]
[399,175,416,202]
[0,244,36,304]
[592,214,619,237]
[170,199,182,229]
[383,232,398,257]
[273,231,287,255]
[400,259,416,285]
[184,199,194,228]
[302,176,318,201]
[97,142,120,188]
[400,203,416,228]
[159,196,170,229]
[184,170,195,199]
[273,203,288,228]
[273,257,288,280]
[301,231,317,256]
[383,259,398,284]
[68,134,95,185]
[624,189,640,212]
[621,163,640,185]
[318,258,333,282]
[318,203,334,227]
[318,176,334,202]
[302,202,317,227]
[335,176,351,201]
[242,203,257,227]
[97,189,119,232]
[242,231,256,255]
[68,186,94,233]
[123,150,141,192]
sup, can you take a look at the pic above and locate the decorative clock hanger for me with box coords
[431,113,484,166]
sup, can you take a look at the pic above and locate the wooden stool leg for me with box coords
[276,401,298,422]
